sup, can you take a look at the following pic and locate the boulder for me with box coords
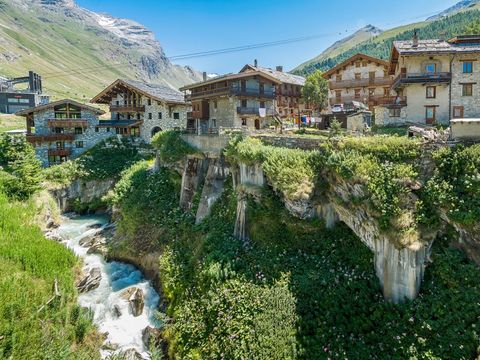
[112,304,122,318]
[142,326,161,348]
[45,230,64,242]
[101,341,119,351]
[79,234,96,247]
[117,348,143,360]
[76,267,102,293]
[121,287,145,317]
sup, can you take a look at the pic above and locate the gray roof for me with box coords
[394,39,480,55]
[251,66,305,86]
[122,79,185,104]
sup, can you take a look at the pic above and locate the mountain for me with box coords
[427,0,480,20]
[0,0,202,100]
[292,1,480,76]
[294,25,382,75]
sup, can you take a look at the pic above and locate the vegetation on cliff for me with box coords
[110,136,480,359]
[0,192,101,359]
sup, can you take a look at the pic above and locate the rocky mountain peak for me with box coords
[427,0,480,20]
[37,0,76,7]
[359,24,383,36]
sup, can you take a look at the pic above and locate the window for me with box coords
[241,118,247,126]
[389,108,401,117]
[173,112,180,120]
[383,87,390,96]
[54,127,64,134]
[211,119,217,128]
[260,101,265,108]
[355,73,361,80]
[75,141,84,148]
[426,86,436,99]
[137,113,141,120]
[425,106,436,124]
[148,113,152,120]
[453,106,464,119]
[463,61,473,74]
[369,71,376,81]
[158,112,162,119]
[355,61,361,68]
[106,127,110,132]
[362,61,368,67]
[147,98,152,106]
[336,75,342,82]
[354,89,361,99]
[462,83,473,96]
[425,63,437,73]
[241,99,247,108]
[157,101,161,106]
[56,141,65,149]
[74,127,83,134]
[335,90,342,99]
[95,127,99,133]
[368,88,375,96]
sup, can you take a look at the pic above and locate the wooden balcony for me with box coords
[27,134,75,143]
[48,119,88,127]
[187,86,275,101]
[329,95,407,107]
[329,77,393,90]
[48,148,72,157]
[237,107,275,116]
[110,105,146,113]
[392,72,451,89]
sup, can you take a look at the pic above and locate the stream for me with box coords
[57,215,161,359]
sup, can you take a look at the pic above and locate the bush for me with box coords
[152,130,196,164]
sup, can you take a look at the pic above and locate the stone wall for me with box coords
[254,134,325,150]
[451,54,480,119]
[181,133,230,154]
[374,106,408,126]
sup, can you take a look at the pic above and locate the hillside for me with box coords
[0,0,201,100]
[295,25,382,74]
[293,8,480,76]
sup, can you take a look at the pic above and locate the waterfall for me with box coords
[234,196,248,242]
[58,215,161,359]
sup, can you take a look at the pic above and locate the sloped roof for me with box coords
[15,99,105,116]
[392,39,480,55]
[91,79,185,105]
[179,70,282,91]
[240,65,306,86]
[323,53,389,78]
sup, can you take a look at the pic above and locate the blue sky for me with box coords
[76,0,460,74]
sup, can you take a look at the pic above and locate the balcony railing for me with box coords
[329,77,393,89]
[187,111,193,120]
[48,148,72,157]
[237,107,276,116]
[186,86,275,101]
[329,95,407,107]
[185,127,219,135]
[392,72,451,89]
[27,134,75,143]
[110,105,146,113]
[48,119,88,127]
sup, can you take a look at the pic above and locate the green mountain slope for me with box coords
[295,25,382,74]
[293,9,480,76]
[0,0,201,100]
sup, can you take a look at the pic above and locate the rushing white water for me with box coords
[58,215,160,359]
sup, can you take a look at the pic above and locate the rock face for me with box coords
[117,348,143,360]
[121,287,145,317]
[77,267,102,293]
[195,156,230,224]
[142,326,162,348]
[179,156,210,211]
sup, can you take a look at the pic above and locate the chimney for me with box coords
[202,71,207,81]
[412,29,419,47]
[276,66,283,72]
[254,59,258,67]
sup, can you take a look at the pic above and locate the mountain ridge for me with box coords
[0,0,201,100]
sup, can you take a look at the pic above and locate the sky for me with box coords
[75,0,461,74]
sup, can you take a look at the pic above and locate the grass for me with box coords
[0,114,25,133]
[0,192,101,359]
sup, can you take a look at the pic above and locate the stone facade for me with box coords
[17,99,108,167]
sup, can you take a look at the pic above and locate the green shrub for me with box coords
[152,130,196,164]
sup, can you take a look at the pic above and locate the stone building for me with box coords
[378,33,480,126]
[16,99,107,166]
[323,53,400,110]
[239,63,308,120]
[180,67,280,133]
[91,79,189,142]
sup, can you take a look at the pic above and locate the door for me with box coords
[453,106,464,119]
[425,106,436,124]
[255,119,260,130]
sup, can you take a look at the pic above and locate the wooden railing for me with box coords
[110,105,146,113]
[392,72,451,88]
[329,95,407,107]
[27,134,75,143]
[237,107,276,115]
[186,86,275,101]
[48,148,72,157]
[47,119,88,127]
[329,77,393,90]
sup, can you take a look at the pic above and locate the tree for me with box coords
[464,20,480,35]
[301,70,329,113]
